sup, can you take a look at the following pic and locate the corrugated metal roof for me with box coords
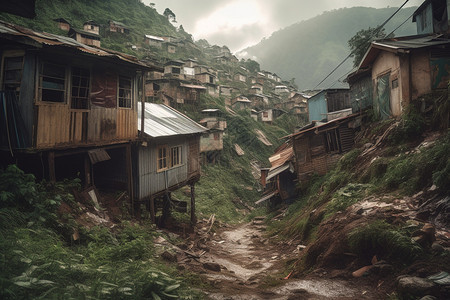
[372,35,450,50]
[268,146,293,169]
[138,103,207,138]
[180,83,206,90]
[0,20,154,70]
[360,34,450,69]
[145,34,164,41]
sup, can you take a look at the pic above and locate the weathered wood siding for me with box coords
[36,105,137,148]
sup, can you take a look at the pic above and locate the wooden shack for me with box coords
[257,143,296,205]
[135,103,206,224]
[145,78,206,106]
[307,89,351,122]
[68,27,101,47]
[289,114,361,181]
[199,109,227,164]
[108,20,130,34]
[0,20,160,196]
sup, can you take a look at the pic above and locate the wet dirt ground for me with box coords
[174,219,381,299]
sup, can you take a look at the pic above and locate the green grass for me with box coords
[347,220,423,263]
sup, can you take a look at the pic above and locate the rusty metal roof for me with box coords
[360,34,450,69]
[138,103,206,138]
[0,20,154,70]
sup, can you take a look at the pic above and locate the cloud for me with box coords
[147,0,424,52]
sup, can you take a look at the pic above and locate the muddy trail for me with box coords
[158,218,382,299]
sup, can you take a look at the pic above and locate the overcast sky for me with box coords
[145,0,423,52]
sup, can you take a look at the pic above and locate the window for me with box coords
[118,76,132,108]
[157,146,168,172]
[71,67,90,109]
[157,145,183,172]
[392,78,398,89]
[209,76,214,83]
[213,133,220,140]
[39,62,66,102]
[263,111,269,118]
[172,67,181,74]
[324,129,340,153]
[170,146,182,167]
[2,56,23,99]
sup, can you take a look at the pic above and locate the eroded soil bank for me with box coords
[158,218,382,299]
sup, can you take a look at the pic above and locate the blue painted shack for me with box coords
[412,0,450,35]
[307,89,351,122]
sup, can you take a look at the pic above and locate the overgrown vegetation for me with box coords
[0,165,202,299]
[348,220,423,263]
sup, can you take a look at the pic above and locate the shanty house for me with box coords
[412,0,450,35]
[68,27,101,47]
[258,143,296,205]
[145,79,207,106]
[164,60,184,79]
[307,89,351,122]
[108,20,130,34]
[199,109,227,164]
[145,34,164,48]
[231,96,251,111]
[53,18,71,31]
[357,35,450,119]
[83,20,100,35]
[135,103,206,223]
[289,114,361,181]
[0,21,159,196]
[234,71,247,82]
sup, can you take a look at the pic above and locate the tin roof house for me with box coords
[135,103,206,224]
[356,35,450,119]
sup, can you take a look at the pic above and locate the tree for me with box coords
[163,8,176,22]
[348,27,393,67]
[242,59,260,73]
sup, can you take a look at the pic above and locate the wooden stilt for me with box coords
[84,154,91,187]
[150,196,155,224]
[190,184,196,225]
[48,151,56,183]
[125,144,134,215]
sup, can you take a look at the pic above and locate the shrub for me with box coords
[348,220,422,263]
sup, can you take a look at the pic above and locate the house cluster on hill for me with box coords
[259,0,450,205]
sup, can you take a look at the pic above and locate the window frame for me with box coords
[70,66,91,110]
[38,61,67,104]
[157,145,169,172]
[170,145,182,168]
[1,53,25,100]
[118,75,132,109]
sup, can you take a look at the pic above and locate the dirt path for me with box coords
[172,219,379,299]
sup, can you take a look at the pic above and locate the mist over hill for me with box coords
[238,7,419,90]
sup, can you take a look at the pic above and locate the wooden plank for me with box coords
[48,151,56,182]
[190,184,196,225]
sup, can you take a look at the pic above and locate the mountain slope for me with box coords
[239,7,418,90]
[0,0,182,55]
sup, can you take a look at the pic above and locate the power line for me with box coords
[313,0,410,90]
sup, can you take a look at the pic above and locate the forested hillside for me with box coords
[239,6,418,90]
[0,0,187,55]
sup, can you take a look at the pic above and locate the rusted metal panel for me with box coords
[117,109,137,140]
[87,107,116,142]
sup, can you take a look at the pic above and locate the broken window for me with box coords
[118,76,132,108]
[71,67,90,109]
[2,56,23,100]
[170,145,182,167]
[324,129,340,153]
[157,145,168,172]
[39,62,66,103]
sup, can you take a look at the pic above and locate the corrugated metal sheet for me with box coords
[137,139,189,199]
[138,103,206,138]
[180,83,207,90]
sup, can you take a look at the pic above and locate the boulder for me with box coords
[397,276,437,298]
[203,262,221,272]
